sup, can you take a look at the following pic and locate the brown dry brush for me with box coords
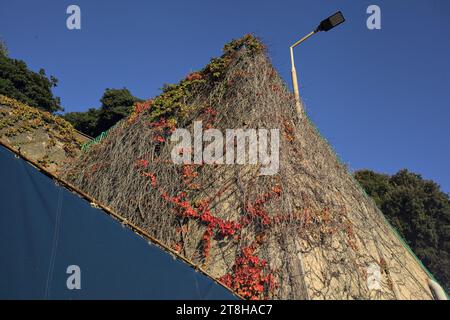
[62,35,433,300]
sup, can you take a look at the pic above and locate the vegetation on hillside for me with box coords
[355,169,450,293]
[0,94,82,168]
[0,40,61,113]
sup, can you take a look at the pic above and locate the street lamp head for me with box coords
[315,11,345,32]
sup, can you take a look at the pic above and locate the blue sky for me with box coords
[1,0,449,193]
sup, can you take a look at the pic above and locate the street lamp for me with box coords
[290,11,345,119]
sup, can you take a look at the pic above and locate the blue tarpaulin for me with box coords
[0,145,236,300]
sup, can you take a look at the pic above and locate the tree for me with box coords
[355,169,450,293]
[63,108,101,137]
[0,38,7,56]
[0,43,61,113]
[64,88,141,137]
[96,88,141,133]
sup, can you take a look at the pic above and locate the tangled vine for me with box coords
[62,35,434,300]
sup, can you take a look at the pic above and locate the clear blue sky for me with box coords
[1,0,449,193]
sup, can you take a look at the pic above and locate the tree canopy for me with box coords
[0,39,7,56]
[355,169,450,293]
[64,88,141,137]
[0,43,61,113]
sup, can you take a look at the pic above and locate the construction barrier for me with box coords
[0,144,237,300]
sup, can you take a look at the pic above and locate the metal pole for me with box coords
[290,30,316,120]
[290,46,302,118]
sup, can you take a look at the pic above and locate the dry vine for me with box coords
[62,35,433,300]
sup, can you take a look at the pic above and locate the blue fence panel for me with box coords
[0,145,236,300]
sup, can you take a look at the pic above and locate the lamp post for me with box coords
[290,11,345,119]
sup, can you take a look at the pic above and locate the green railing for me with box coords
[81,122,119,152]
